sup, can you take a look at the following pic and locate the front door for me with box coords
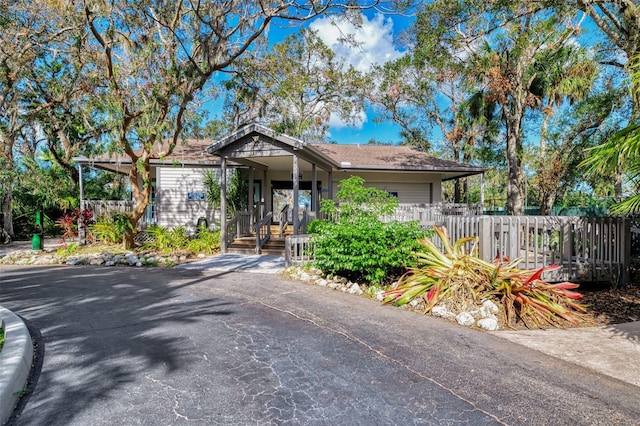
[271,181,319,223]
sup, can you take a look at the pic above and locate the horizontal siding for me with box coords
[157,167,218,232]
[364,181,431,204]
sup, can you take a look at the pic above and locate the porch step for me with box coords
[269,224,293,237]
[228,236,286,256]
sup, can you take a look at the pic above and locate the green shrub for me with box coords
[91,212,133,244]
[144,225,189,254]
[187,226,221,255]
[310,176,425,284]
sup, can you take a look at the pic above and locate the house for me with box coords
[206,124,485,252]
[75,139,224,232]
[75,123,486,250]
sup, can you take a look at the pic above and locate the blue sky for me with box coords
[304,12,411,144]
[203,11,412,145]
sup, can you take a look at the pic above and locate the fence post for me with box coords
[620,218,631,286]
[478,216,493,262]
[506,217,519,260]
[285,236,291,267]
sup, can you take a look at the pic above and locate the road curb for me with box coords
[0,305,33,425]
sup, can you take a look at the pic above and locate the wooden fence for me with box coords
[285,214,631,285]
[81,200,155,227]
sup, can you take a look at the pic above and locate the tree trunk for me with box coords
[1,189,13,238]
[123,158,152,249]
[505,111,525,216]
[539,190,556,216]
[453,180,461,203]
[1,133,15,237]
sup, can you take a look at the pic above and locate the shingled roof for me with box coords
[310,143,484,178]
[74,139,219,172]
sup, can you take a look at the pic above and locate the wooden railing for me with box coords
[441,216,630,285]
[81,199,155,227]
[382,203,482,227]
[278,205,289,238]
[285,234,314,267]
[255,212,273,253]
[237,211,252,237]
[284,214,630,285]
[298,211,315,234]
[225,215,239,248]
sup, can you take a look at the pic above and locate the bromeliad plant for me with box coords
[382,226,589,329]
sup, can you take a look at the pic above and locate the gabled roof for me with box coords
[206,123,306,154]
[75,124,486,180]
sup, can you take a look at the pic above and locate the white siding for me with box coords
[264,170,440,205]
[328,171,439,204]
[156,167,218,233]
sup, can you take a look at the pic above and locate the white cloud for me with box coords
[310,13,403,73]
[328,109,367,130]
[311,13,401,130]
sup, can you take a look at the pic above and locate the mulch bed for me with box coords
[580,282,640,325]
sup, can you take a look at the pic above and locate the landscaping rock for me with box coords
[477,317,499,331]
[456,312,475,326]
[432,305,455,319]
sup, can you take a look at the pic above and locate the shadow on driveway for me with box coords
[1,266,234,425]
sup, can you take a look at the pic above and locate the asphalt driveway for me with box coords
[1,265,639,425]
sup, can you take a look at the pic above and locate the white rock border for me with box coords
[283,265,500,331]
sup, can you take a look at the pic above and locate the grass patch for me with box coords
[0,326,4,352]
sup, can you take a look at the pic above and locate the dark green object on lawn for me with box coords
[32,211,44,250]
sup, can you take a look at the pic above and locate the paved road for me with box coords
[1,265,639,425]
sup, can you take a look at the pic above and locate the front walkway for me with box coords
[176,253,285,274]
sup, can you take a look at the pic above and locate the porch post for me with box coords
[480,172,485,214]
[311,163,318,215]
[328,171,333,201]
[220,157,228,254]
[293,154,300,235]
[263,169,268,217]
[248,167,255,226]
[78,164,86,244]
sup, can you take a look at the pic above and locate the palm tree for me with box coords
[532,45,598,214]
[581,57,640,214]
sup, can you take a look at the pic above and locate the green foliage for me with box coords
[90,212,133,244]
[203,169,248,216]
[143,224,220,255]
[57,242,80,257]
[382,226,589,329]
[310,177,424,284]
[144,225,189,254]
[186,226,221,255]
[320,175,399,219]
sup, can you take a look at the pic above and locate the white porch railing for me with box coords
[285,214,630,285]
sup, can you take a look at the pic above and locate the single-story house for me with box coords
[75,123,485,250]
